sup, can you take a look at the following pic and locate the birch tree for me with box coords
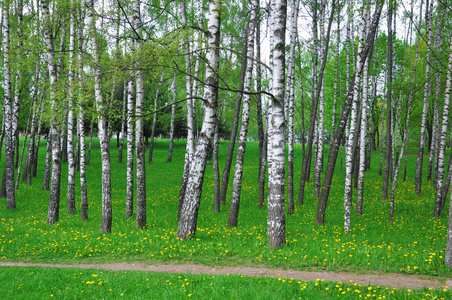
[177,0,221,240]
[343,0,366,234]
[227,0,258,227]
[415,0,433,195]
[86,0,112,233]
[434,32,452,218]
[42,0,62,223]
[267,0,287,248]
[148,71,164,163]
[316,0,383,226]
[286,0,300,214]
[134,0,146,229]
[125,78,134,218]
[67,4,77,214]
[3,4,15,210]
[177,0,196,220]
[356,3,370,216]
[167,70,177,162]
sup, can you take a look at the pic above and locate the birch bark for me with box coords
[67,6,77,214]
[134,0,146,229]
[42,0,62,224]
[267,0,287,248]
[86,0,112,233]
[3,4,15,210]
[344,0,366,233]
[286,0,300,214]
[434,33,452,218]
[356,3,370,216]
[125,79,134,218]
[77,4,88,221]
[316,0,383,226]
[177,0,195,220]
[415,0,433,195]
[177,0,221,240]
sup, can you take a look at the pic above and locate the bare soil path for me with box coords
[1,261,451,290]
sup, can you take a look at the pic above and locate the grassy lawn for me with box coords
[1,137,451,298]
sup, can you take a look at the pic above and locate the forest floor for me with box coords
[1,261,451,290]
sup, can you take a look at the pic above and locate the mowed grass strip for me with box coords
[1,266,451,299]
[0,137,451,278]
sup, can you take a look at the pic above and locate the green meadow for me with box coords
[1,137,451,298]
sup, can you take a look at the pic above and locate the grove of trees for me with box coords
[2,0,452,266]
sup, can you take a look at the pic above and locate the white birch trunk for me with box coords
[314,0,326,198]
[286,0,300,214]
[86,0,112,233]
[3,2,15,209]
[42,0,62,223]
[77,4,88,221]
[344,1,365,234]
[356,3,370,215]
[267,0,287,249]
[118,81,127,164]
[67,6,76,214]
[178,0,195,220]
[125,79,134,218]
[415,0,433,195]
[134,0,146,229]
[434,34,452,217]
[177,0,221,240]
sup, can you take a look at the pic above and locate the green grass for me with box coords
[1,266,450,299]
[1,137,451,298]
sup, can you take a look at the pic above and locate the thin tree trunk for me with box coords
[15,91,35,191]
[177,0,196,220]
[433,33,452,217]
[356,3,370,216]
[219,34,248,205]
[66,6,77,214]
[134,0,146,229]
[382,0,394,201]
[78,5,88,221]
[42,0,62,224]
[344,0,367,233]
[148,71,164,163]
[213,122,220,213]
[2,5,15,209]
[314,0,326,199]
[315,0,383,226]
[118,82,127,164]
[87,0,112,233]
[415,0,433,196]
[125,78,134,218]
[228,0,258,227]
[87,120,94,165]
[287,0,300,214]
[168,70,177,162]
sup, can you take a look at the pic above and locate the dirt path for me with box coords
[1,261,451,290]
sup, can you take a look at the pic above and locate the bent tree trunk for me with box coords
[315,0,383,226]
[177,0,221,240]
[227,0,258,227]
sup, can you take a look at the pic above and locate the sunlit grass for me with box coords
[1,266,450,299]
[1,137,451,287]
